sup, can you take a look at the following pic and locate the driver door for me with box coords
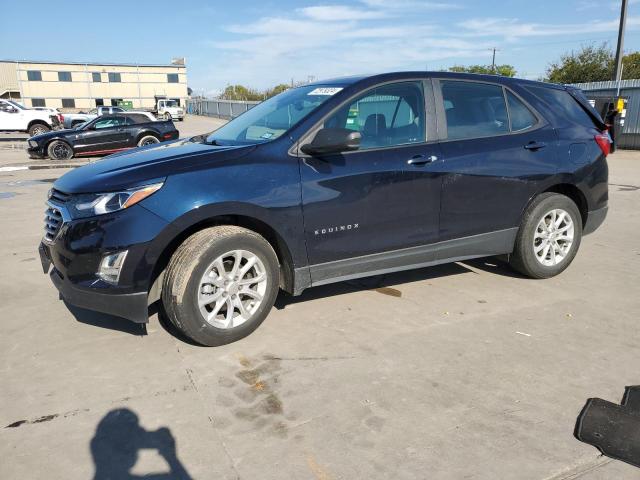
[0,101,19,130]
[73,115,130,154]
[298,80,443,283]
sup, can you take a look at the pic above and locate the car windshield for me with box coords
[165,100,179,108]
[7,100,25,110]
[205,85,345,145]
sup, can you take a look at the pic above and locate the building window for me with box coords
[108,73,121,83]
[92,72,102,82]
[27,71,42,81]
[31,98,46,107]
[167,73,179,83]
[61,98,76,108]
[58,71,72,82]
[95,98,104,107]
[111,98,123,106]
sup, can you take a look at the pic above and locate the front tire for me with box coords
[47,140,74,160]
[29,123,50,137]
[509,193,582,278]
[162,226,280,346]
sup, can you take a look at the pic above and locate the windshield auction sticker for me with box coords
[308,87,343,96]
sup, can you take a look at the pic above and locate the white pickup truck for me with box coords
[62,106,125,129]
[0,100,60,136]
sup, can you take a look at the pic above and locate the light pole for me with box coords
[613,0,628,82]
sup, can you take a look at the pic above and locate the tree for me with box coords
[265,84,289,98]
[545,43,640,83]
[448,64,517,77]
[220,83,290,101]
[546,44,613,83]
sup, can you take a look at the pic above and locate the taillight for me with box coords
[595,132,611,157]
[58,113,64,123]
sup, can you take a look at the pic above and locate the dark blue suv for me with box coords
[39,72,609,346]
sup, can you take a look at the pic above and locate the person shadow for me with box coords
[90,409,192,480]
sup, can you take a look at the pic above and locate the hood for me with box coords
[30,128,77,142]
[53,138,256,194]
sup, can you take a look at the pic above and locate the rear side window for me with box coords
[507,91,537,131]
[441,81,508,140]
[527,86,593,127]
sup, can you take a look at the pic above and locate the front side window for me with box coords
[27,70,42,81]
[93,117,127,129]
[441,81,508,140]
[92,72,101,82]
[108,73,121,83]
[206,84,343,145]
[31,98,46,107]
[167,73,179,83]
[58,71,72,82]
[61,98,75,108]
[324,81,426,150]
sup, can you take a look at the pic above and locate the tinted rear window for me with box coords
[527,86,594,127]
[126,114,150,124]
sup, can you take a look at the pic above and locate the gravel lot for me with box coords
[1,118,639,479]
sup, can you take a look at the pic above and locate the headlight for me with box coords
[29,140,38,148]
[69,182,163,218]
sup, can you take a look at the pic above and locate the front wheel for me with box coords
[509,193,582,278]
[162,226,280,346]
[47,140,74,160]
[163,113,172,121]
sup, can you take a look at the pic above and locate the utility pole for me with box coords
[489,48,499,73]
[613,0,628,82]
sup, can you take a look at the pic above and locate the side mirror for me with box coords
[301,128,361,156]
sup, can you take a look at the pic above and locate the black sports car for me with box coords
[27,113,179,160]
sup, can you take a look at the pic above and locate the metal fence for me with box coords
[186,98,260,119]
[572,79,640,149]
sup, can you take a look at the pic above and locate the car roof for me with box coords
[307,71,560,90]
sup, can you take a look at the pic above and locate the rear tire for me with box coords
[161,226,280,346]
[509,193,582,278]
[28,123,50,137]
[47,140,74,160]
[137,135,160,147]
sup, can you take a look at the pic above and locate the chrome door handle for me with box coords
[407,154,438,166]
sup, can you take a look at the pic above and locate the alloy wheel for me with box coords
[197,250,268,329]
[533,208,575,266]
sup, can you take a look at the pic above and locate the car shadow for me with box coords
[64,300,147,336]
[274,261,473,309]
[460,256,527,279]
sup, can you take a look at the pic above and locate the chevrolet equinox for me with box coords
[39,72,609,346]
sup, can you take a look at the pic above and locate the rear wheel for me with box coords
[137,135,160,147]
[47,140,74,160]
[28,123,50,137]
[509,193,582,278]
[162,226,280,346]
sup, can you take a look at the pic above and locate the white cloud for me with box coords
[298,5,389,21]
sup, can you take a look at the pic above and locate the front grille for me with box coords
[49,188,70,203]
[44,206,63,243]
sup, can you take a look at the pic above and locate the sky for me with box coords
[2,0,640,96]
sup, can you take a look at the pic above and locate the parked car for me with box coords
[39,72,609,346]
[28,113,178,160]
[0,99,61,136]
[63,106,125,129]
[153,99,184,121]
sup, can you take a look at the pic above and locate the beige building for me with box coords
[0,59,188,111]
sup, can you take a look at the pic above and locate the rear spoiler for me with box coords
[565,86,607,131]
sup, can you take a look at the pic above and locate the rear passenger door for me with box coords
[433,79,559,248]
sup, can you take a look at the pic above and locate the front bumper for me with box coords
[27,145,46,159]
[39,202,172,323]
[41,243,149,322]
[583,206,608,235]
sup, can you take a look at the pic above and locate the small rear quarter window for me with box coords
[507,91,537,131]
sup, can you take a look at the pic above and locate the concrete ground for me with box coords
[0,120,639,479]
